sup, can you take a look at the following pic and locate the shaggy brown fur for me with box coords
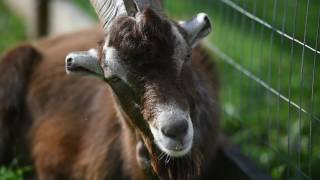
[0,45,42,165]
[0,24,219,179]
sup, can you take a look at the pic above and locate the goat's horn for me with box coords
[135,0,163,12]
[90,0,139,31]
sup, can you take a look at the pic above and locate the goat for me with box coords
[0,0,220,179]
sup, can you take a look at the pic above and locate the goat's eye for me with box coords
[109,76,121,83]
[186,53,192,61]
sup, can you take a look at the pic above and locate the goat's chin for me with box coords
[156,140,193,158]
[66,70,89,76]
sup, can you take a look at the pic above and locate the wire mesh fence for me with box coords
[165,0,319,179]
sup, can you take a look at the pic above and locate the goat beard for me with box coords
[150,147,204,180]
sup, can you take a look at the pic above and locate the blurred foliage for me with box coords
[0,159,32,180]
[0,1,25,54]
[0,166,32,180]
[75,0,98,19]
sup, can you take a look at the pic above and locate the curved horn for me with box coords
[90,0,163,31]
[90,0,139,31]
[135,0,162,12]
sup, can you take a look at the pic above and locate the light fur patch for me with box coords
[102,45,129,83]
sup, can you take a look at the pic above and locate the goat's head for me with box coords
[66,0,212,165]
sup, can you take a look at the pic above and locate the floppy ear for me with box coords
[179,13,212,48]
[65,49,104,78]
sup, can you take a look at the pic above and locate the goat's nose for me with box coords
[161,120,189,139]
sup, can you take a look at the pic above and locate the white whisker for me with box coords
[165,154,171,164]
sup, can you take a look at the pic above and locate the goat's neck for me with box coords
[113,100,152,180]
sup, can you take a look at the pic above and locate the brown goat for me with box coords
[0,8,220,180]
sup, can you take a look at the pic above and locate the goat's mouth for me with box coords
[157,140,193,158]
[66,63,102,77]
[66,64,92,74]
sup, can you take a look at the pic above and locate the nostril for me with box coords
[66,57,73,67]
[161,120,189,139]
[204,16,209,23]
[197,13,209,23]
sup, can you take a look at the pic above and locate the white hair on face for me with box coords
[102,39,129,83]
[88,48,99,57]
[150,102,194,157]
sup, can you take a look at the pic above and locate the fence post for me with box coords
[36,0,50,37]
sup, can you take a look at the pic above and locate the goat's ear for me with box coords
[179,13,212,48]
[65,49,104,78]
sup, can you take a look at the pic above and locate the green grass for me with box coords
[0,166,32,180]
[0,158,32,180]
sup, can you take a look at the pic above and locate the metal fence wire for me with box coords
[165,0,320,179]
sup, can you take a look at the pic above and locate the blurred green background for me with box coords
[0,2,25,53]
[0,0,319,179]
